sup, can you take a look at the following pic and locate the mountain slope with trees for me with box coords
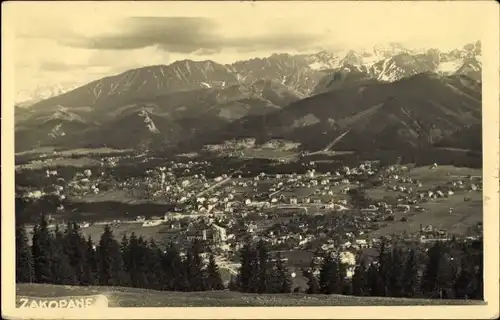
[182,73,481,153]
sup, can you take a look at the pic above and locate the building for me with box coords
[142,220,163,227]
[185,229,208,241]
[212,223,228,246]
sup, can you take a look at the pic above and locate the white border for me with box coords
[2,1,499,319]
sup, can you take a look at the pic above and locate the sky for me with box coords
[5,1,490,101]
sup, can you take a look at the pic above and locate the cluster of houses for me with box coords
[18,153,483,286]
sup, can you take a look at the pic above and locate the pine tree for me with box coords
[335,256,348,294]
[319,254,340,294]
[274,253,292,293]
[184,239,206,291]
[119,233,131,284]
[125,233,149,288]
[463,238,484,300]
[454,257,474,299]
[32,214,54,283]
[376,240,391,297]
[81,236,97,286]
[473,255,483,300]
[422,242,441,297]
[436,252,457,299]
[351,264,366,296]
[97,225,128,286]
[160,243,174,291]
[122,233,133,283]
[238,243,259,293]
[387,246,405,297]
[303,262,320,294]
[16,223,34,283]
[145,239,164,290]
[206,252,224,290]
[136,236,150,288]
[120,234,130,257]
[256,240,271,293]
[51,224,77,285]
[422,242,456,299]
[402,248,421,298]
[63,223,88,284]
[366,262,380,297]
[162,243,187,291]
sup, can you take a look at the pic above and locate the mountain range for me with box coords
[15,41,482,154]
[181,73,481,152]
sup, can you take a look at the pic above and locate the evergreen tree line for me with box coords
[16,214,224,292]
[305,239,483,300]
[229,240,294,293]
[17,215,483,300]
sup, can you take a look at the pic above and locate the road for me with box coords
[307,129,352,156]
[322,129,351,152]
[269,187,285,197]
[273,204,309,214]
[195,165,245,198]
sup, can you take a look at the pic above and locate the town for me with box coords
[15,149,483,288]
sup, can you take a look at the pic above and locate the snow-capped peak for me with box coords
[16,83,80,107]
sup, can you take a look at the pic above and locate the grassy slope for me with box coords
[16,284,483,307]
[365,165,482,238]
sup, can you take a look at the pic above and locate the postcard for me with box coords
[2,1,499,319]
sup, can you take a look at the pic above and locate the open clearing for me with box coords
[71,189,175,206]
[24,222,168,247]
[367,192,482,239]
[235,148,299,161]
[364,165,482,238]
[73,190,140,203]
[15,147,133,169]
[78,223,167,245]
[404,165,481,184]
[15,147,132,157]
[16,157,101,170]
[16,284,482,307]
[367,165,481,201]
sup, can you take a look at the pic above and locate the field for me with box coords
[404,165,482,184]
[25,222,169,247]
[234,148,299,161]
[16,284,482,307]
[15,157,101,170]
[15,147,133,157]
[367,194,482,239]
[78,223,168,245]
[72,190,162,204]
[15,147,133,169]
[365,165,483,238]
[367,165,481,201]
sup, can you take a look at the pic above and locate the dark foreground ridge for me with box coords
[16,284,482,307]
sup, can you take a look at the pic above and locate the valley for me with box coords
[16,146,483,294]
[13,38,484,305]
[15,40,484,267]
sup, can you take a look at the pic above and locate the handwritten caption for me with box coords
[17,294,108,308]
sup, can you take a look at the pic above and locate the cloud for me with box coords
[60,17,326,54]
[10,1,487,99]
[39,61,90,72]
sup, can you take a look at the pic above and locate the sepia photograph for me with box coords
[2,1,499,319]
